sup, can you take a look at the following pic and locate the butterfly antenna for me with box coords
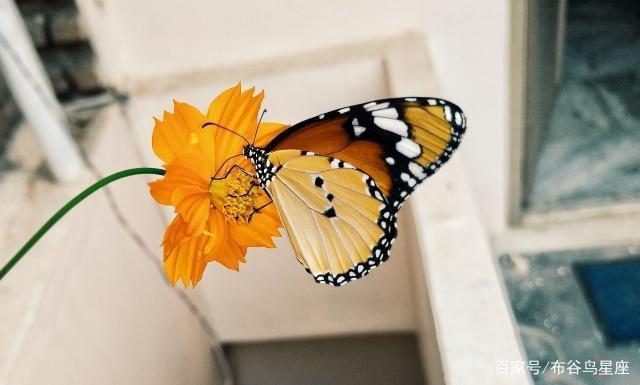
[252,109,267,146]
[202,121,250,145]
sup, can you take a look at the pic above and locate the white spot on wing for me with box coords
[318,114,325,119]
[385,156,395,165]
[374,117,408,136]
[353,125,366,136]
[409,162,426,179]
[338,107,350,114]
[454,111,462,125]
[427,99,437,105]
[371,108,398,119]
[365,102,389,112]
[396,138,421,158]
[363,101,377,109]
[330,158,355,169]
[444,105,452,121]
[405,97,417,102]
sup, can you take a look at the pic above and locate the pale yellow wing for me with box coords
[266,150,396,286]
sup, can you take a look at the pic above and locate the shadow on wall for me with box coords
[0,71,21,163]
[226,333,425,385]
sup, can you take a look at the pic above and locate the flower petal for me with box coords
[253,122,290,147]
[151,152,213,235]
[206,83,240,122]
[151,84,291,285]
[148,178,173,205]
[162,211,229,287]
[164,149,212,185]
[171,186,210,235]
[162,216,209,287]
[152,101,216,172]
[152,102,204,163]
[203,209,228,256]
[206,85,266,170]
[228,206,281,249]
[211,236,245,271]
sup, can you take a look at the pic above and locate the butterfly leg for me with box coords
[211,153,244,179]
[214,164,264,199]
[210,163,271,222]
[229,180,261,198]
[247,194,273,223]
[211,164,256,181]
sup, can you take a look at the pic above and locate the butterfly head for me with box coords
[242,145,253,159]
[243,145,274,187]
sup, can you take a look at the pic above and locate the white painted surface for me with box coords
[0,0,84,182]
[74,0,510,235]
[384,37,527,385]
[424,1,510,236]
[411,156,530,385]
[2,0,517,380]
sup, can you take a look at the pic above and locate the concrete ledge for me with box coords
[410,156,530,385]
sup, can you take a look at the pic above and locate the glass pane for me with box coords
[525,0,640,212]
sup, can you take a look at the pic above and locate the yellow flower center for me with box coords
[209,169,267,224]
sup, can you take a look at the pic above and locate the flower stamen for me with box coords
[209,169,267,224]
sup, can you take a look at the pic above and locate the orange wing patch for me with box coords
[271,117,351,154]
[404,105,453,166]
[263,97,465,207]
[270,118,393,196]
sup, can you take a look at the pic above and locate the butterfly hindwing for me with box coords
[264,97,466,208]
[263,150,397,286]
[244,96,466,285]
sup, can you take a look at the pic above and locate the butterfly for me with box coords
[210,97,466,286]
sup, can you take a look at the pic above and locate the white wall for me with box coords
[76,0,426,84]
[5,2,513,384]
[424,1,510,235]
[76,0,510,242]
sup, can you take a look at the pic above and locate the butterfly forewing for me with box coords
[244,96,465,285]
[264,97,466,208]
[264,150,396,286]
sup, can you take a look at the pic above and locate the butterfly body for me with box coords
[243,97,466,286]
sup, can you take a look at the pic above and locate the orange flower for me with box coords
[149,84,288,287]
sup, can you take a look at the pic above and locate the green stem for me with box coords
[0,167,165,281]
